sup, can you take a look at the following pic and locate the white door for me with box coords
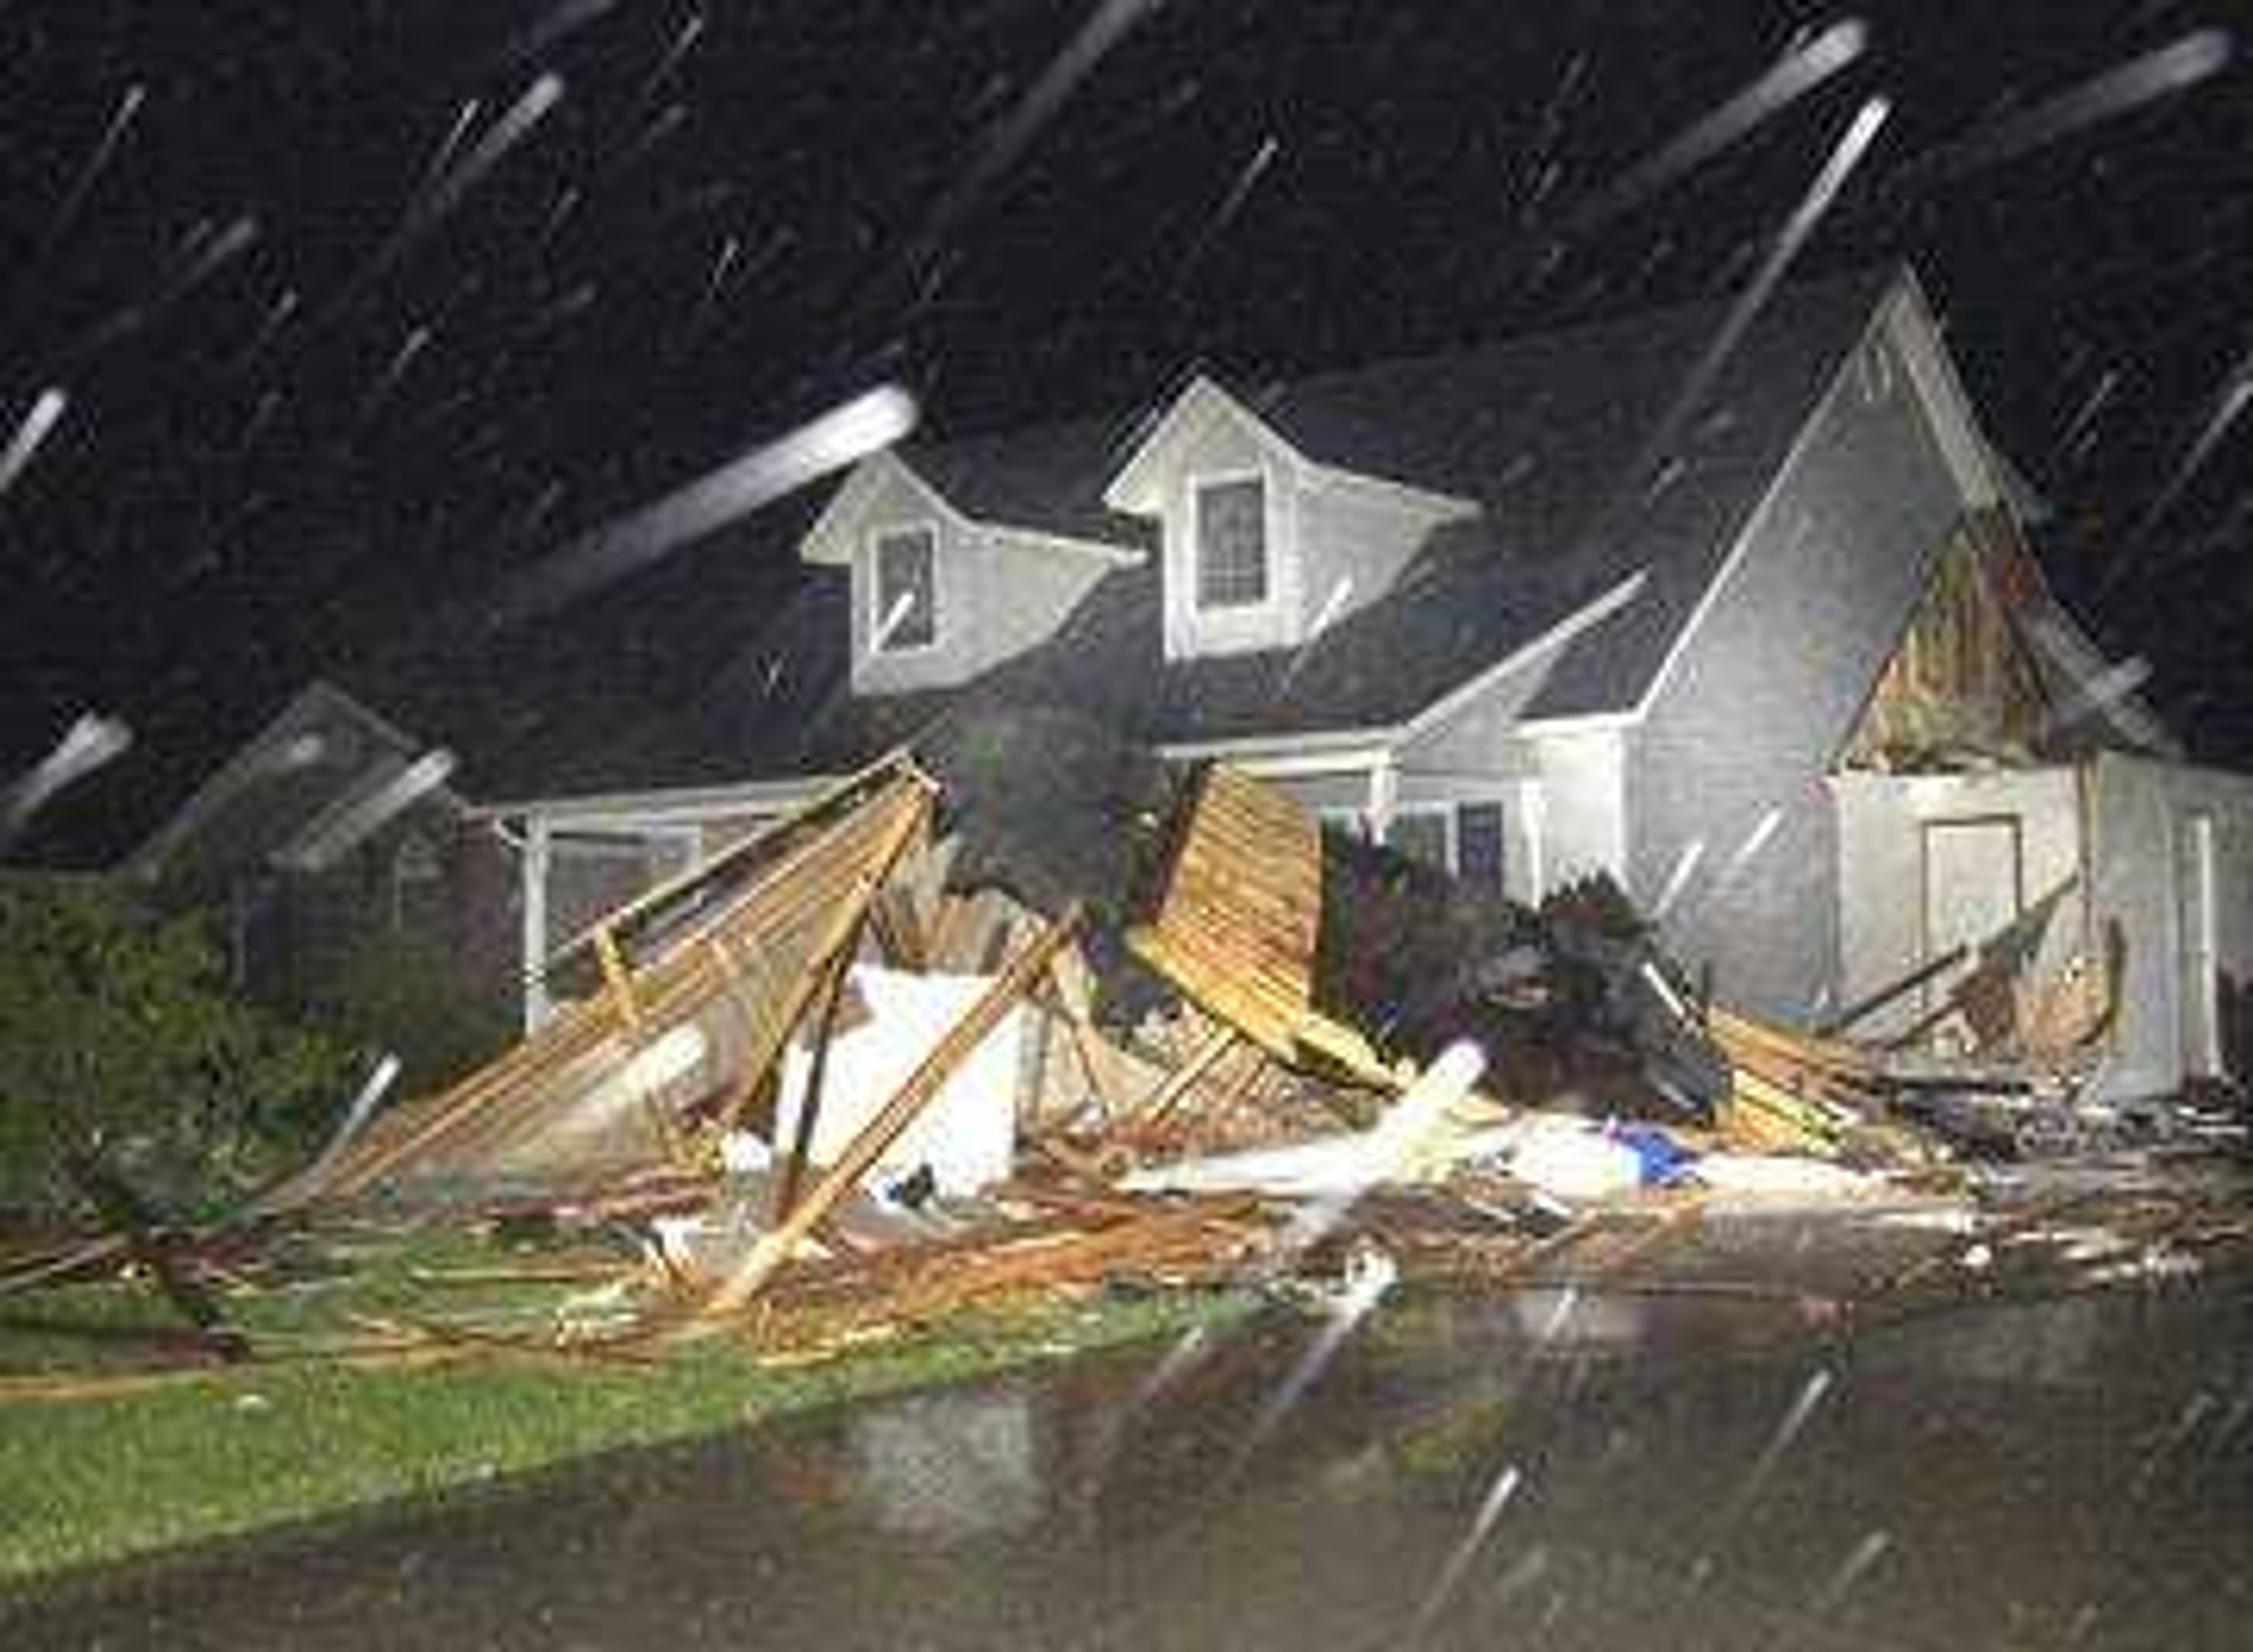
[2177,812,2220,1078]
[1923,818,2024,1031]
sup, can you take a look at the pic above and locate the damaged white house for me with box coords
[103,263,2247,1104]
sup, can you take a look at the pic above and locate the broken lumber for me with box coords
[1819,945,1968,1038]
[694,903,1086,1324]
[63,1156,249,1363]
[320,767,933,1195]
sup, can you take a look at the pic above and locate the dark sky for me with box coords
[1,0,2247,801]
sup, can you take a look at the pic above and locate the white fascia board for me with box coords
[1399,569,1653,744]
[813,454,1146,570]
[1161,569,1655,773]
[300,678,432,760]
[1154,729,1399,773]
[1987,441,2054,526]
[1101,375,1318,515]
[1887,265,2004,510]
[988,524,1146,568]
[1890,269,2173,753]
[473,773,837,827]
[1510,707,1640,737]
[2019,606,2181,757]
[799,452,971,567]
[1305,461,1480,522]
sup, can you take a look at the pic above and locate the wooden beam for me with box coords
[542,747,929,974]
[1818,945,1967,1038]
[1131,1021,1238,1128]
[773,916,864,1223]
[593,927,642,1035]
[64,1156,248,1363]
[323,778,932,1198]
[710,790,931,1136]
[695,905,1084,1323]
[1044,945,1126,1119]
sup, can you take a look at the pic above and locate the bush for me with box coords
[0,877,358,1220]
[306,929,514,1100]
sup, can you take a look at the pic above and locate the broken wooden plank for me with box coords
[713,790,932,1136]
[322,773,933,1195]
[1131,1021,1239,1128]
[593,927,643,1035]
[63,1156,249,1363]
[542,748,929,974]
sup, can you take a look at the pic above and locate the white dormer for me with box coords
[802,450,1140,696]
[1107,377,1307,660]
[1104,374,1476,662]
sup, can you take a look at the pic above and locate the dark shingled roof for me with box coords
[5,270,1902,853]
[500,266,1895,801]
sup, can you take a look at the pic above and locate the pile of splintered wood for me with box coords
[16,744,2141,1389]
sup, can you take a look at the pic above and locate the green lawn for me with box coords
[0,1226,1255,1586]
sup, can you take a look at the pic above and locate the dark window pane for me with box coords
[874,528,936,650]
[1196,477,1267,608]
[1457,801,1505,885]
[1389,811,1450,871]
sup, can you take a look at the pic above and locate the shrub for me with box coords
[0,876,357,1220]
[306,928,514,1101]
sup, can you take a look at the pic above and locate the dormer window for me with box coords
[1192,474,1268,610]
[870,524,938,654]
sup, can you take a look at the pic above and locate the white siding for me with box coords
[2088,753,2253,1100]
[1831,767,2088,1042]
[847,468,1106,695]
[1625,300,1967,1020]
[1295,475,1453,637]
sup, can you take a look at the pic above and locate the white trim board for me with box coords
[1104,371,1477,522]
[801,451,970,566]
[805,450,1144,570]
[1104,375,1316,516]
[1398,570,1652,744]
[479,774,836,826]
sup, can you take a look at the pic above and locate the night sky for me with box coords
[1,1,2247,813]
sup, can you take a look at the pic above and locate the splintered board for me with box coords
[1129,764,1321,1057]
[1128,765,1397,1086]
[320,764,938,1197]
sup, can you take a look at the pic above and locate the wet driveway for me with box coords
[7,1275,2251,1650]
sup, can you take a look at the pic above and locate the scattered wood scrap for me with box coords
[9,750,2238,1403]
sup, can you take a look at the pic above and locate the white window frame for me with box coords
[1384,801,1457,873]
[1187,469,1276,615]
[867,520,941,656]
[1451,795,1511,889]
[1521,781,1548,904]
